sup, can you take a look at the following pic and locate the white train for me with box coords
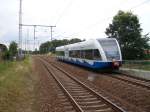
[56,38,122,70]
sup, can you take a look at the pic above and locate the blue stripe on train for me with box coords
[57,57,119,69]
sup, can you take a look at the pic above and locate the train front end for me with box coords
[98,38,122,69]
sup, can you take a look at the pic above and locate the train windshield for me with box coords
[98,39,120,60]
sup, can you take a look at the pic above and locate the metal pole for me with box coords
[19,0,22,56]
[50,26,56,41]
[25,38,26,54]
[33,25,36,51]
[21,24,56,52]
[50,26,52,41]
[27,29,29,54]
[27,40,30,55]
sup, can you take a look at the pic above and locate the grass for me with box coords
[0,57,37,112]
[122,64,150,71]
[0,61,14,73]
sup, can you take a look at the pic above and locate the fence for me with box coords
[122,60,150,71]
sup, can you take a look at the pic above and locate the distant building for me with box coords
[0,44,7,60]
[0,44,7,52]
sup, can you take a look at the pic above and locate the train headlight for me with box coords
[113,62,119,66]
[112,59,119,67]
[112,59,116,62]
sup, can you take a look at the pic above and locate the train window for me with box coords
[73,50,77,58]
[56,51,64,56]
[69,51,73,57]
[93,49,101,60]
[69,50,80,58]
[98,39,120,60]
[69,49,101,60]
[77,50,80,58]
[84,50,93,60]
[69,51,75,57]
[69,51,71,57]
[80,50,85,58]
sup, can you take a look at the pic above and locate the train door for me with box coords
[65,48,69,57]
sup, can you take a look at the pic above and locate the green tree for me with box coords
[39,41,52,54]
[105,10,149,60]
[69,38,82,44]
[2,50,10,60]
[9,41,18,57]
[39,38,83,54]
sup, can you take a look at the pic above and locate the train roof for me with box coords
[56,38,117,51]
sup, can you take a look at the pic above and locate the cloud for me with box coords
[0,0,150,50]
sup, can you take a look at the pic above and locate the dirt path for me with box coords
[32,57,65,112]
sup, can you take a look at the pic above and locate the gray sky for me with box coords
[0,0,150,50]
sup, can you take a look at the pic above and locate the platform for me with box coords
[119,68,150,81]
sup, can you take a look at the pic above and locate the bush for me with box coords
[2,51,11,60]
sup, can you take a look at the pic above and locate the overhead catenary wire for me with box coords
[55,0,73,25]
[65,0,150,38]
[16,0,150,51]
[58,0,128,38]
[130,0,150,10]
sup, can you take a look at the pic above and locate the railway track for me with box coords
[45,56,150,90]
[107,73,150,90]
[51,56,150,90]
[39,57,126,112]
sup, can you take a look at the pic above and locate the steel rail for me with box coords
[114,71,150,82]
[107,74,150,90]
[40,58,84,112]
[41,57,127,112]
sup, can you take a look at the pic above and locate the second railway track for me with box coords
[107,74,150,90]
[39,57,126,112]
[45,56,150,90]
